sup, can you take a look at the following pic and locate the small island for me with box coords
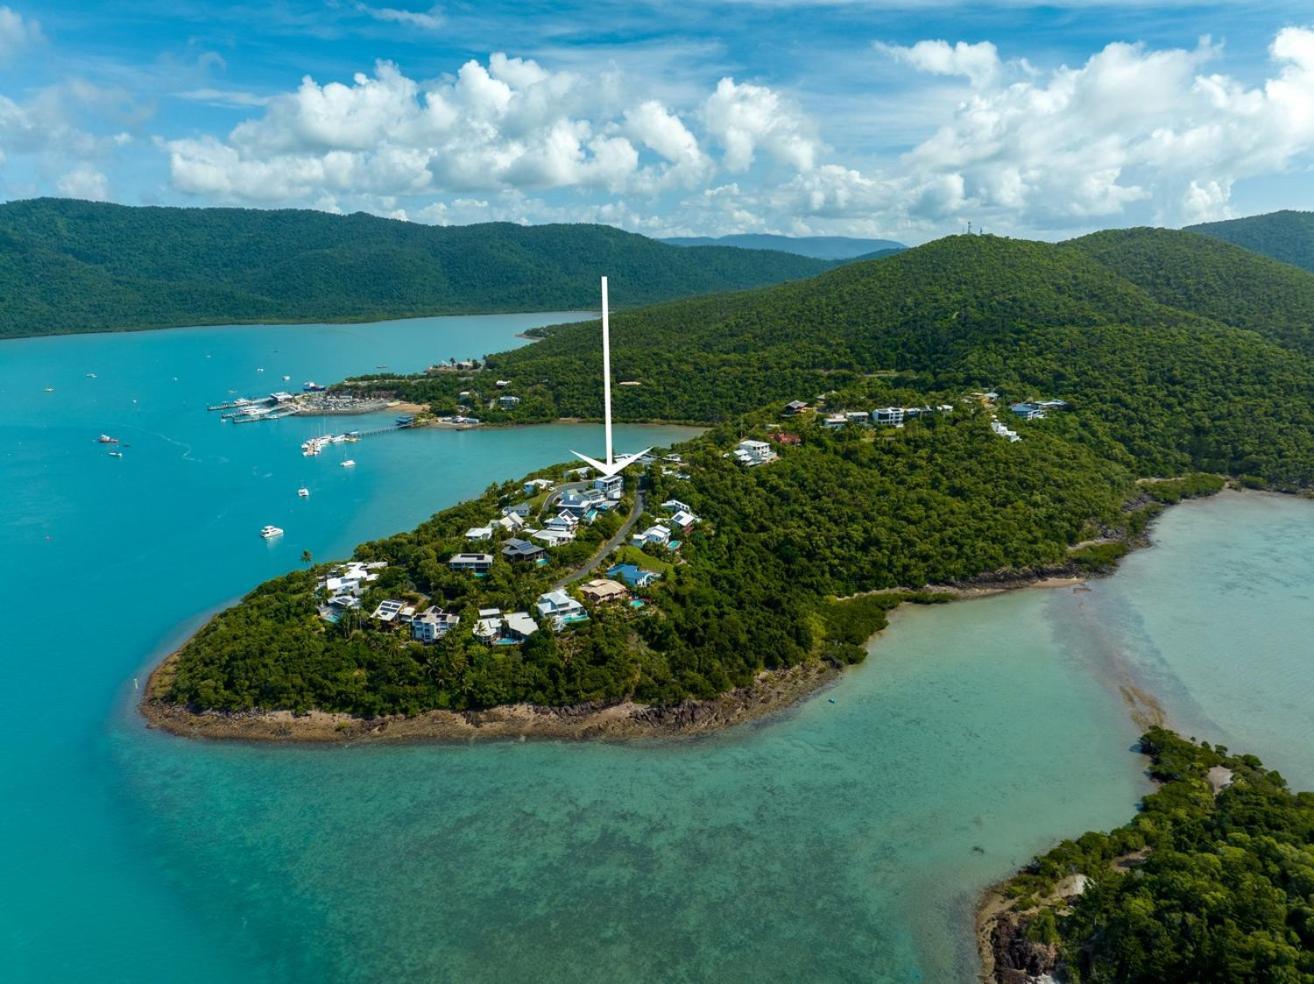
[980,728,1314,983]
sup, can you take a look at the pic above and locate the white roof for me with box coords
[504,611,539,636]
[670,510,697,527]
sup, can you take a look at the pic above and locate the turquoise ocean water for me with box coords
[2,316,1311,982]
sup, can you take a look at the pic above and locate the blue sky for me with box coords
[2,1,1312,241]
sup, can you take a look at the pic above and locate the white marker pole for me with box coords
[601,275,613,468]
[571,276,650,478]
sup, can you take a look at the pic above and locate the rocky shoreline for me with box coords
[140,653,839,744]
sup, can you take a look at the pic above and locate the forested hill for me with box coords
[163,223,1314,724]
[0,198,832,339]
[662,233,904,260]
[1189,209,1314,274]
[358,232,1314,486]
[1069,227,1314,354]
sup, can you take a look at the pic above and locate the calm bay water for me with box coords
[3,317,1312,982]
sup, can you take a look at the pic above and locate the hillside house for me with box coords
[632,524,672,547]
[531,528,575,548]
[535,590,586,629]
[449,553,494,573]
[871,406,905,427]
[669,509,698,533]
[501,538,546,562]
[991,419,1022,442]
[371,599,415,623]
[593,474,624,499]
[411,607,460,643]
[498,395,521,409]
[580,579,628,604]
[464,525,493,541]
[321,560,387,597]
[607,563,660,589]
[733,439,777,467]
[782,400,810,417]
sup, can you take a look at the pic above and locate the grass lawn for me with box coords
[612,544,674,574]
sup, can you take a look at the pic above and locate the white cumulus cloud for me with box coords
[0,6,41,62]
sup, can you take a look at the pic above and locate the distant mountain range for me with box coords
[0,199,834,339]
[1188,210,1314,274]
[661,233,905,260]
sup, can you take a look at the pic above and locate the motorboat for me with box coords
[260,525,284,538]
[298,487,310,497]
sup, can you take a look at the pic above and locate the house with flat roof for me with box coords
[501,538,545,562]
[871,406,905,427]
[411,607,460,643]
[523,478,554,495]
[607,563,660,589]
[593,473,624,498]
[321,560,387,597]
[498,395,521,409]
[580,579,628,604]
[448,552,494,573]
[660,499,690,514]
[371,599,414,623]
[733,439,777,467]
[991,419,1022,442]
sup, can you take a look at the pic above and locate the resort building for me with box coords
[448,552,494,573]
[501,538,546,562]
[871,406,905,427]
[733,439,778,467]
[580,579,629,605]
[411,607,460,643]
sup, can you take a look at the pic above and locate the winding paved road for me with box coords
[549,486,646,592]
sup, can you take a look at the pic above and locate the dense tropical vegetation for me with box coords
[989,728,1314,983]
[1190,209,1314,274]
[0,198,831,337]
[160,226,1314,719]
